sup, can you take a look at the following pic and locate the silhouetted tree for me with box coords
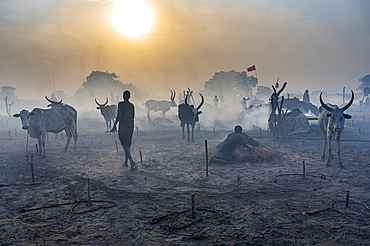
[202,70,257,105]
[74,71,137,107]
[358,74,370,91]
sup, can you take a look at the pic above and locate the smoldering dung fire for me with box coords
[1,101,370,245]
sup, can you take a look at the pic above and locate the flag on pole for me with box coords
[247,65,256,72]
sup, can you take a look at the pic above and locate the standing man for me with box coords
[213,95,219,108]
[111,90,135,168]
[303,90,310,103]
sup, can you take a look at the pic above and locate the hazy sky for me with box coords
[0,0,369,100]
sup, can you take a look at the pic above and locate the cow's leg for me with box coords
[187,124,190,142]
[64,129,72,152]
[182,125,186,140]
[147,111,151,122]
[37,136,42,156]
[191,124,195,142]
[106,120,109,132]
[325,134,332,167]
[336,133,344,168]
[41,132,46,158]
[320,131,326,160]
[70,120,77,151]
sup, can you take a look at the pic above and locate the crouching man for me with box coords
[210,125,251,164]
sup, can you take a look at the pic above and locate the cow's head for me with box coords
[320,90,354,132]
[45,96,63,108]
[13,109,35,130]
[95,98,109,115]
[170,89,177,107]
[185,93,204,122]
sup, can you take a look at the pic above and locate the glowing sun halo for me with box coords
[112,0,153,37]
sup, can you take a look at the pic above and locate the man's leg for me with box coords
[123,145,135,167]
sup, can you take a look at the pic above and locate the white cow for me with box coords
[318,90,354,168]
[14,107,78,158]
[144,90,176,122]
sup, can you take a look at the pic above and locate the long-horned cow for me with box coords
[318,90,354,168]
[178,93,204,142]
[95,98,118,131]
[144,90,176,122]
[13,106,78,158]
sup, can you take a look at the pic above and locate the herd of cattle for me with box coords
[12,89,356,168]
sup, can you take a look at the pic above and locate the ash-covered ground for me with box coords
[1,111,370,246]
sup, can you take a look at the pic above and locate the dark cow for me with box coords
[13,107,78,158]
[318,90,354,168]
[144,90,176,122]
[95,98,118,131]
[178,93,204,142]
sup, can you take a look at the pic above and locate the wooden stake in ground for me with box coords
[191,194,195,219]
[8,131,11,140]
[302,161,306,178]
[30,153,35,182]
[345,191,349,208]
[205,140,209,177]
[140,151,143,165]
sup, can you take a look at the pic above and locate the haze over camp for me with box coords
[0,0,369,101]
[1,1,370,245]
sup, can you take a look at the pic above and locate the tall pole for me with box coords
[53,70,56,93]
[343,87,345,105]
[255,68,258,99]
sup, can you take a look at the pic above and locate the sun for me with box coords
[111,0,153,37]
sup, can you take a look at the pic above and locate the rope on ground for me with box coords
[149,208,222,230]
[274,173,326,183]
[0,178,44,187]
[292,200,370,222]
[20,200,117,214]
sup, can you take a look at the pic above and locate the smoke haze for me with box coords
[0,0,369,105]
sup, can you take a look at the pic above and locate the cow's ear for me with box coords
[198,111,202,115]
[30,112,35,116]
[96,107,100,110]
[326,113,332,117]
[13,113,20,118]
[343,114,352,119]
[47,104,51,107]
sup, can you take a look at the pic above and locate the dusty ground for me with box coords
[1,111,370,246]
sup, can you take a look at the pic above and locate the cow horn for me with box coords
[319,93,333,112]
[196,93,204,110]
[340,90,354,112]
[170,89,174,101]
[277,82,287,96]
[94,98,108,107]
[172,89,176,101]
[45,96,62,104]
[272,85,277,94]
[185,93,189,106]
